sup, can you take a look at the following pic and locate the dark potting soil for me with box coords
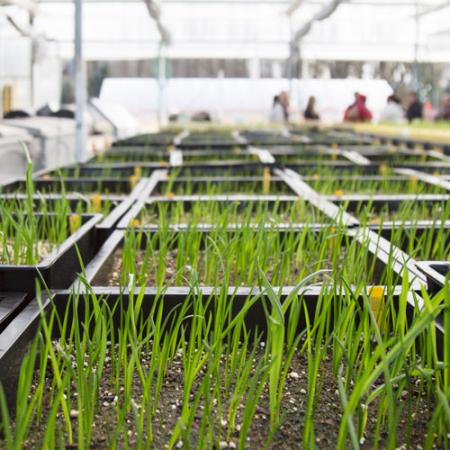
[92,248,337,288]
[9,344,436,449]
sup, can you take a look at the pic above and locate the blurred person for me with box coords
[270,95,285,123]
[304,96,320,121]
[406,92,423,122]
[278,90,290,122]
[343,92,359,120]
[379,94,404,124]
[436,95,450,121]
[343,93,372,122]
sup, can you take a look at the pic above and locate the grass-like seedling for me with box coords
[296,166,386,178]
[177,167,267,177]
[380,222,450,261]
[0,193,117,217]
[365,152,443,164]
[154,177,294,196]
[1,130,449,449]
[93,225,396,289]
[0,163,73,265]
[5,176,140,195]
[347,200,450,225]
[91,151,170,163]
[182,151,257,163]
[275,153,350,163]
[56,166,155,179]
[134,198,326,226]
[0,278,448,448]
[307,175,447,195]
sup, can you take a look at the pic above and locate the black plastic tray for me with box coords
[112,132,177,147]
[417,261,450,294]
[0,213,102,297]
[149,176,295,196]
[1,177,141,195]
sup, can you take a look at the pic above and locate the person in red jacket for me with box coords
[344,93,373,122]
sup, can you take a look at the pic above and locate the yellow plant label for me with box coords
[69,214,82,234]
[313,174,321,181]
[379,164,388,176]
[129,219,141,228]
[334,189,344,198]
[165,192,175,199]
[41,174,51,181]
[134,166,142,178]
[159,160,168,167]
[263,167,271,194]
[409,175,418,189]
[91,193,102,213]
[129,174,139,189]
[329,226,337,253]
[331,152,337,161]
[369,286,386,329]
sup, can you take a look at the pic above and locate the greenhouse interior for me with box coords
[0,0,450,448]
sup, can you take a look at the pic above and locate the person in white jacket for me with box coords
[379,94,405,124]
[270,95,285,123]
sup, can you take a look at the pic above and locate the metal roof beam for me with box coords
[416,0,450,18]
[293,0,350,44]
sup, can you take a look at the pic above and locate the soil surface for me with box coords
[7,344,437,450]
[0,239,52,265]
[92,248,337,287]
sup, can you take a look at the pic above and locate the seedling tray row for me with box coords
[2,282,434,416]
[277,169,441,285]
[0,129,448,448]
[84,225,410,288]
[117,194,330,229]
[112,131,179,147]
[358,131,450,155]
[0,213,102,298]
[149,175,295,196]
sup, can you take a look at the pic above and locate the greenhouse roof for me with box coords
[1,0,449,62]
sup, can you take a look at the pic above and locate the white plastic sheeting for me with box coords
[0,123,35,183]
[23,0,450,63]
[90,98,140,138]
[0,10,62,111]
[3,117,76,170]
[99,77,392,123]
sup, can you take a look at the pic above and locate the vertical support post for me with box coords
[29,12,35,110]
[287,14,293,96]
[413,0,421,91]
[75,0,86,162]
[157,41,167,128]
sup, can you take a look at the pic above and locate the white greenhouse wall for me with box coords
[100,77,393,123]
